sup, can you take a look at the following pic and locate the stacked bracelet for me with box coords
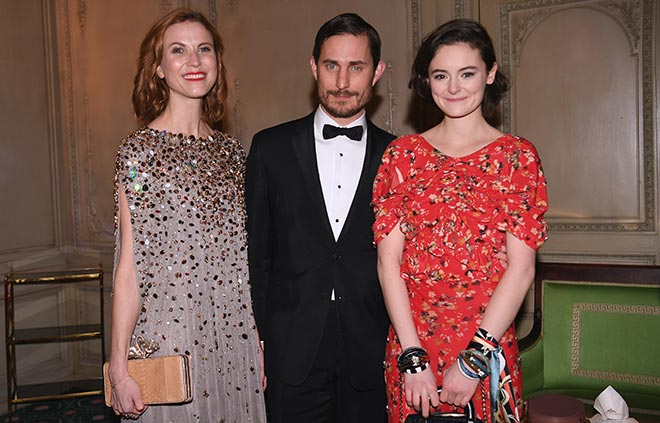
[467,327,500,355]
[465,328,508,423]
[457,353,481,380]
[458,349,490,379]
[397,346,430,374]
[456,328,503,381]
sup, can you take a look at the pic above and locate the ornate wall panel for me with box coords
[58,0,216,250]
[540,252,657,265]
[500,0,655,233]
[409,0,481,51]
[0,2,58,255]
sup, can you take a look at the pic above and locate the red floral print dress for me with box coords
[372,134,548,422]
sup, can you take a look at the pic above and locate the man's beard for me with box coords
[318,88,372,119]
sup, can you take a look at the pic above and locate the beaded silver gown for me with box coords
[113,128,266,422]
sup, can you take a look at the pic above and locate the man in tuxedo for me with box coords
[246,13,395,423]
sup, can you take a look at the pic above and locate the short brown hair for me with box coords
[410,19,508,124]
[312,13,382,66]
[132,8,227,127]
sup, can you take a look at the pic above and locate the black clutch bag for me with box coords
[404,389,481,423]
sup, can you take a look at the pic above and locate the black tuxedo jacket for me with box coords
[246,112,395,389]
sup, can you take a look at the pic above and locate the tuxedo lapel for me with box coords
[290,117,336,245]
[336,120,385,245]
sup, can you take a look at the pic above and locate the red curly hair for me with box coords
[132,8,227,127]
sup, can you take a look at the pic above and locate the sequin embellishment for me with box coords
[112,128,266,421]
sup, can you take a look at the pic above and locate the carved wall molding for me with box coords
[502,0,641,68]
[454,0,464,17]
[58,0,83,245]
[76,0,86,33]
[539,252,657,265]
[60,1,115,248]
[160,0,176,12]
[410,0,479,48]
[208,0,216,22]
[453,0,477,19]
[410,0,423,52]
[81,95,113,240]
[380,61,400,136]
[44,0,64,252]
[231,78,243,142]
[500,0,655,233]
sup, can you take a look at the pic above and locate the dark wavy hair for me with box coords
[132,8,227,127]
[312,13,382,66]
[410,19,508,123]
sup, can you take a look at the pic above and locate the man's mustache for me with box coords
[326,90,359,97]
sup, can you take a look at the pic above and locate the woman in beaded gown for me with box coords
[108,8,266,422]
[373,20,548,423]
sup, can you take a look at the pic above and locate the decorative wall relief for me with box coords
[505,0,641,68]
[58,0,83,245]
[409,0,480,51]
[208,0,216,21]
[500,0,654,233]
[58,0,219,250]
[231,78,245,143]
[160,0,176,12]
[381,62,400,136]
[60,1,116,248]
[409,0,422,51]
[77,0,86,33]
[453,0,478,19]
[541,252,657,265]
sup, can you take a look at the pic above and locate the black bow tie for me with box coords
[322,124,364,141]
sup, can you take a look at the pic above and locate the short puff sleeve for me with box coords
[372,141,407,244]
[499,140,548,250]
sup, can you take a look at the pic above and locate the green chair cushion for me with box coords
[521,279,660,418]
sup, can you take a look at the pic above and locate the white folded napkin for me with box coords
[590,385,638,423]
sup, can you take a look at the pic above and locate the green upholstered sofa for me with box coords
[519,262,660,420]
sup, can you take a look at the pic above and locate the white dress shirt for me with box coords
[314,106,367,241]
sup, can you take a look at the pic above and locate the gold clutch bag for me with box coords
[103,354,192,406]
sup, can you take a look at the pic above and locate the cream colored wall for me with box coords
[218,0,413,143]
[0,0,657,414]
[1,2,60,266]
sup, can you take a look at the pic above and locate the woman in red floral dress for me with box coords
[373,20,548,423]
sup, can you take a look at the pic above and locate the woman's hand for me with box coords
[109,189,145,420]
[404,367,440,418]
[439,361,480,408]
[110,368,147,420]
[495,244,508,268]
